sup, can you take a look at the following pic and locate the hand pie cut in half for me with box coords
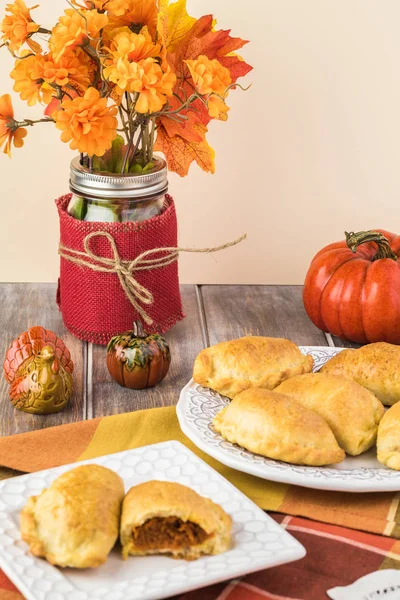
[320,342,400,406]
[193,336,314,398]
[275,373,384,455]
[213,388,345,466]
[120,481,232,560]
[20,465,125,568]
[377,403,400,470]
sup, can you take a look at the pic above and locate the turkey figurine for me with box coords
[3,326,74,414]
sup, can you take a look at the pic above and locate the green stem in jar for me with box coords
[142,122,147,164]
[148,117,156,162]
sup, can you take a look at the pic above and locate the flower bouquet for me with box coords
[0,0,251,341]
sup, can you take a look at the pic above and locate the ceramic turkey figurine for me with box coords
[3,326,74,414]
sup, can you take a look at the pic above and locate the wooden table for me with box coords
[0,283,354,436]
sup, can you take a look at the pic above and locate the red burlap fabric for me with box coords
[56,193,184,344]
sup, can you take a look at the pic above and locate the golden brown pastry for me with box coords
[377,403,400,470]
[20,465,125,568]
[320,342,400,406]
[275,374,384,455]
[193,336,313,398]
[213,388,345,466]
[120,481,232,560]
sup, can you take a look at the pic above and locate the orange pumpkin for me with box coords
[303,230,400,344]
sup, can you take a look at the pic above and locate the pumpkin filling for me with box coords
[132,516,209,550]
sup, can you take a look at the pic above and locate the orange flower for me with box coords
[0,93,27,156]
[10,52,53,106]
[135,63,176,113]
[37,48,91,91]
[104,26,159,64]
[207,95,230,120]
[185,55,231,120]
[107,0,158,36]
[185,55,231,95]
[53,87,118,156]
[104,56,175,113]
[49,8,108,62]
[1,0,40,52]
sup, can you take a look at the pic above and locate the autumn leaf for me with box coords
[169,15,250,76]
[154,122,215,176]
[218,55,253,83]
[160,110,203,142]
[158,0,196,52]
[155,6,252,173]
[158,93,204,142]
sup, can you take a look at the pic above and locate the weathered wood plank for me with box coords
[90,285,205,416]
[331,334,361,348]
[201,285,327,346]
[0,283,86,436]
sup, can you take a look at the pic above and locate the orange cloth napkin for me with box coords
[0,406,399,539]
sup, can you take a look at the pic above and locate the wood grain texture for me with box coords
[90,285,205,416]
[331,334,361,349]
[201,285,327,346]
[0,283,86,436]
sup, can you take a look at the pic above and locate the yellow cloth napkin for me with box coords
[0,406,399,538]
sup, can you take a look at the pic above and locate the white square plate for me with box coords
[0,441,305,600]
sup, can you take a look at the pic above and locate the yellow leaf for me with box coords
[159,0,196,52]
[154,122,215,176]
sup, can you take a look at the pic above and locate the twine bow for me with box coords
[59,231,246,325]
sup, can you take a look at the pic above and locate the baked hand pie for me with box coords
[193,336,313,398]
[120,481,232,560]
[213,388,345,466]
[20,465,124,568]
[275,373,384,455]
[377,403,400,470]
[320,342,400,406]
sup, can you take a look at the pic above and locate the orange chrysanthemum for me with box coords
[10,52,53,106]
[49,8,108,62]
[185,55,232,95]
[37,48,91,91]
[53,87,118,156]
[104,26,159,64]
[0,93,27,156]
[107,0,158,36]
[1,0,40,52]
[185,55,231,120]
[104,56,175,113]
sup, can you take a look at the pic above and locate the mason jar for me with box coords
[67,155,168,222]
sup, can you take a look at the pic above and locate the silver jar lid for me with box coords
[69,155,168,199]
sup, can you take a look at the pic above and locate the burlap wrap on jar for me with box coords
[56,193,184,345]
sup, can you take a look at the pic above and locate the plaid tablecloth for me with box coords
[1,514,398,600]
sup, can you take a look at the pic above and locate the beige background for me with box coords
[1,0,399,283]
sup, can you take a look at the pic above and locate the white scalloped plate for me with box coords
[177,346,400,493]
[0,441,305,600]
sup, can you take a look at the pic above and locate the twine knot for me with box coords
[59,231,246,326]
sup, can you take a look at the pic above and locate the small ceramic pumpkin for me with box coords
[3,326,74,414]
[106,321,171,389]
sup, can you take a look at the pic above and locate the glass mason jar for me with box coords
[67,155,168,223]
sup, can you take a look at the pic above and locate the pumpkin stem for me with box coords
[132,320,146,338]
[345,230,398,261]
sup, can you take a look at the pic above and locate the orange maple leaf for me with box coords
[154,121,215,177]
[156,6,252,174]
